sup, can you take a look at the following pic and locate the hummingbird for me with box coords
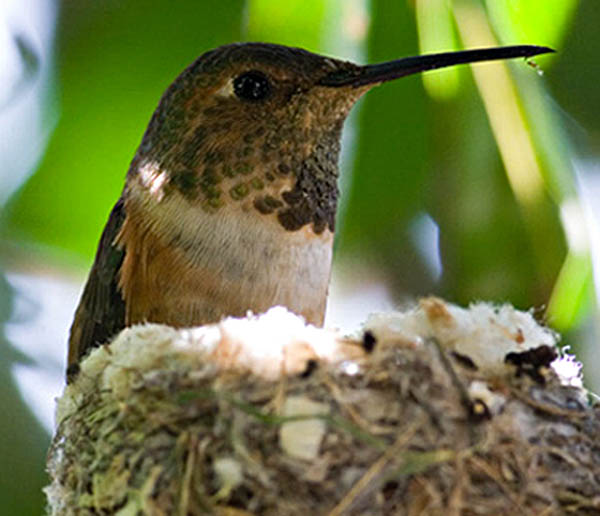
[67,42,553,380]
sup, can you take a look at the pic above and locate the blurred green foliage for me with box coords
[1,1,599,512]
[485,0,578,49]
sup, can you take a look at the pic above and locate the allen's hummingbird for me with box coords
[67,42,553,379]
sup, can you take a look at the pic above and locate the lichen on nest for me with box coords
[46,298,600,515]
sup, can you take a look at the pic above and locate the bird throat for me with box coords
[135,113,344,236]
[272,130,341,233]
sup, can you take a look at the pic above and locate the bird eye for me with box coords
[233,71,271,102]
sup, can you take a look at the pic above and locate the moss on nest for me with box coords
[46,299,600,515]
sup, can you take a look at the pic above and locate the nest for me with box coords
[46,298,600,515]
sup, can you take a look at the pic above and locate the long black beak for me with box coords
[320,45,555,88]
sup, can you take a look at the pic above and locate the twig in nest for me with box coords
[408,387,443,432]
[179,433,197,515]
[385,448,456,478]
[327,418,423,516]
[558,490,600,512]
[510,387,587,420]
[447,453,467,516]
[427,337,477,420]
[323,374,397,436]
[469,455,523,511]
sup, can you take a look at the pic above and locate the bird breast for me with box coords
[117,177,334,328]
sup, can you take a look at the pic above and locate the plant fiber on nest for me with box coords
[46,298,600,515]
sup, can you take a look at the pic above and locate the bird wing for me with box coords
[67,198,126,380]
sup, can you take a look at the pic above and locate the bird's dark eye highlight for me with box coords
[233,71,271,102]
